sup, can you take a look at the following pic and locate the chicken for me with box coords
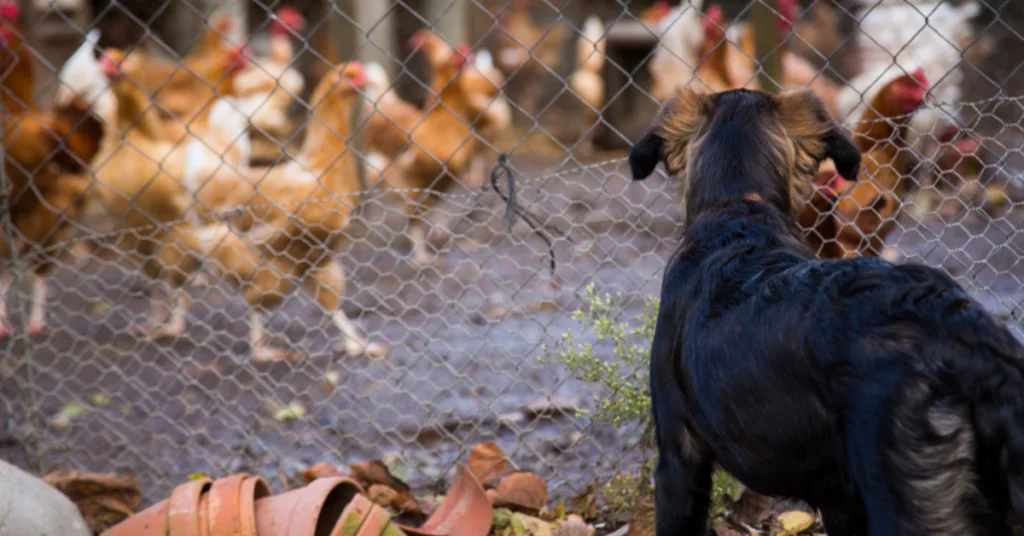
[648,0,706,101]
[835,0,981,171]
[362,61,424,161]
[0,0,32,115]
[54,29,116,123]
[827,69,930,258]
[495,0,566,73]
[569,15,606,132]
[76,52,249,339]
[495,0,567,114]
[193,62,387,361]
[234,5,306,161]
[639,1,672,26]
[384,43,482,267]
[692,5,756,93]
[1,8,105,337]
[796,160,851,259]
[730,0,841,116]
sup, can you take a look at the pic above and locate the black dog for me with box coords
[631,87,1024,535]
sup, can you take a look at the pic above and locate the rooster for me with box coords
[1,4,104,337]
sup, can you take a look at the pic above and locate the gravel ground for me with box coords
[2,153,1023,509]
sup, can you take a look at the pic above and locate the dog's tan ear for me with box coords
[776,89,861,181]
[630,87,709,181]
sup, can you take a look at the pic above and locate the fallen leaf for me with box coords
[349,460,423,515]
[494,508,515,531]
[43,471,140,535]
[488,472,548,514]
[778,510,815,534]
[86,393,110,406]
[468,442,508,484]
[188,472,208,481]
[88,300,112,316]
[729,489,773,527]
[626,494,654,536]
[568,479,598,520]
[300,462,346,484]
[539,502,567,522]
[271,402,307,422]
[552,514,594,536]
[523,396,580,418]
[512,513,553,536]
[51,401,89,429]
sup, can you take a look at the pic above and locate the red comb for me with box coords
[911,67,929,88]
[272,5,305,32]
[0,1,19,21]
[706,5,725,23]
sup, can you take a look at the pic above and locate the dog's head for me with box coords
[629,88,861,225]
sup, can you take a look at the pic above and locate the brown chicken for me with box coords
[77,54,218,339]
[194,62,386,361]
[797,160,851,259]
[1,6,104,337]
[380,40,484,267]
[829,69,929,258]
[692,5,756,93]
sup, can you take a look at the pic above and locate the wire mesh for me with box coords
[1,0,1023,511]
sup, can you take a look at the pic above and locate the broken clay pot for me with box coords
[397,465,492,536]
[254,476,363,536]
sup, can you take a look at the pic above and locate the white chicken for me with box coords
[836,0,981,157]
[570,15,606,112]
[648,0,706,102]
[54,29,114,122]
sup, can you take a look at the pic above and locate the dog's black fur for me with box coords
[632,88,1024,535]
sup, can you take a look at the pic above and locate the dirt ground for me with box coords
[1,152,1023,509]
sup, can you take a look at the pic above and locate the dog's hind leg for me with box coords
[848,377,985,535]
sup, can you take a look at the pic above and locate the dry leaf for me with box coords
[778,510,815,534]
[729,489,773,527]
[627,494,655,536]
[569,480,598,520]
[43,470,140,535]
[552,514,594,536]
[511,513,553,536]
[300,462,346,484]
[349,460,423,515]
[51,401,88,429]
[489,472,548,514]
[468,442,508,484]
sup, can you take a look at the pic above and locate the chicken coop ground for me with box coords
[1,151,1023,508]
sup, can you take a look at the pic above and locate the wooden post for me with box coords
[423,0,468,45]
[355,1,397,75]
[751,0,782,94]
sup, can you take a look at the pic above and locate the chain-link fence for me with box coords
[2,0,1023,514]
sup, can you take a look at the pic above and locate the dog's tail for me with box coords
[947,309,1024,518]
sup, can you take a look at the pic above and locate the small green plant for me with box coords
[543,283,741,518]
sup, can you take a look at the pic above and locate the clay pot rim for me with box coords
[168,477,213,536]
[330,493,375,536]
[239,476,272,536]
[254,476,363,536]
[207,473,251,536]
[396,464,491,536]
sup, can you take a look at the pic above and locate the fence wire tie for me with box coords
[489,153,568,276]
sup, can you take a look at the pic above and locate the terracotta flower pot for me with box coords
[254,477,363,536]
[168,477,213,536]
[198,493,211,536]
[100,498,169,536]
[238,476,272,536]
[206,473,250,536]
[397,465,492,536]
